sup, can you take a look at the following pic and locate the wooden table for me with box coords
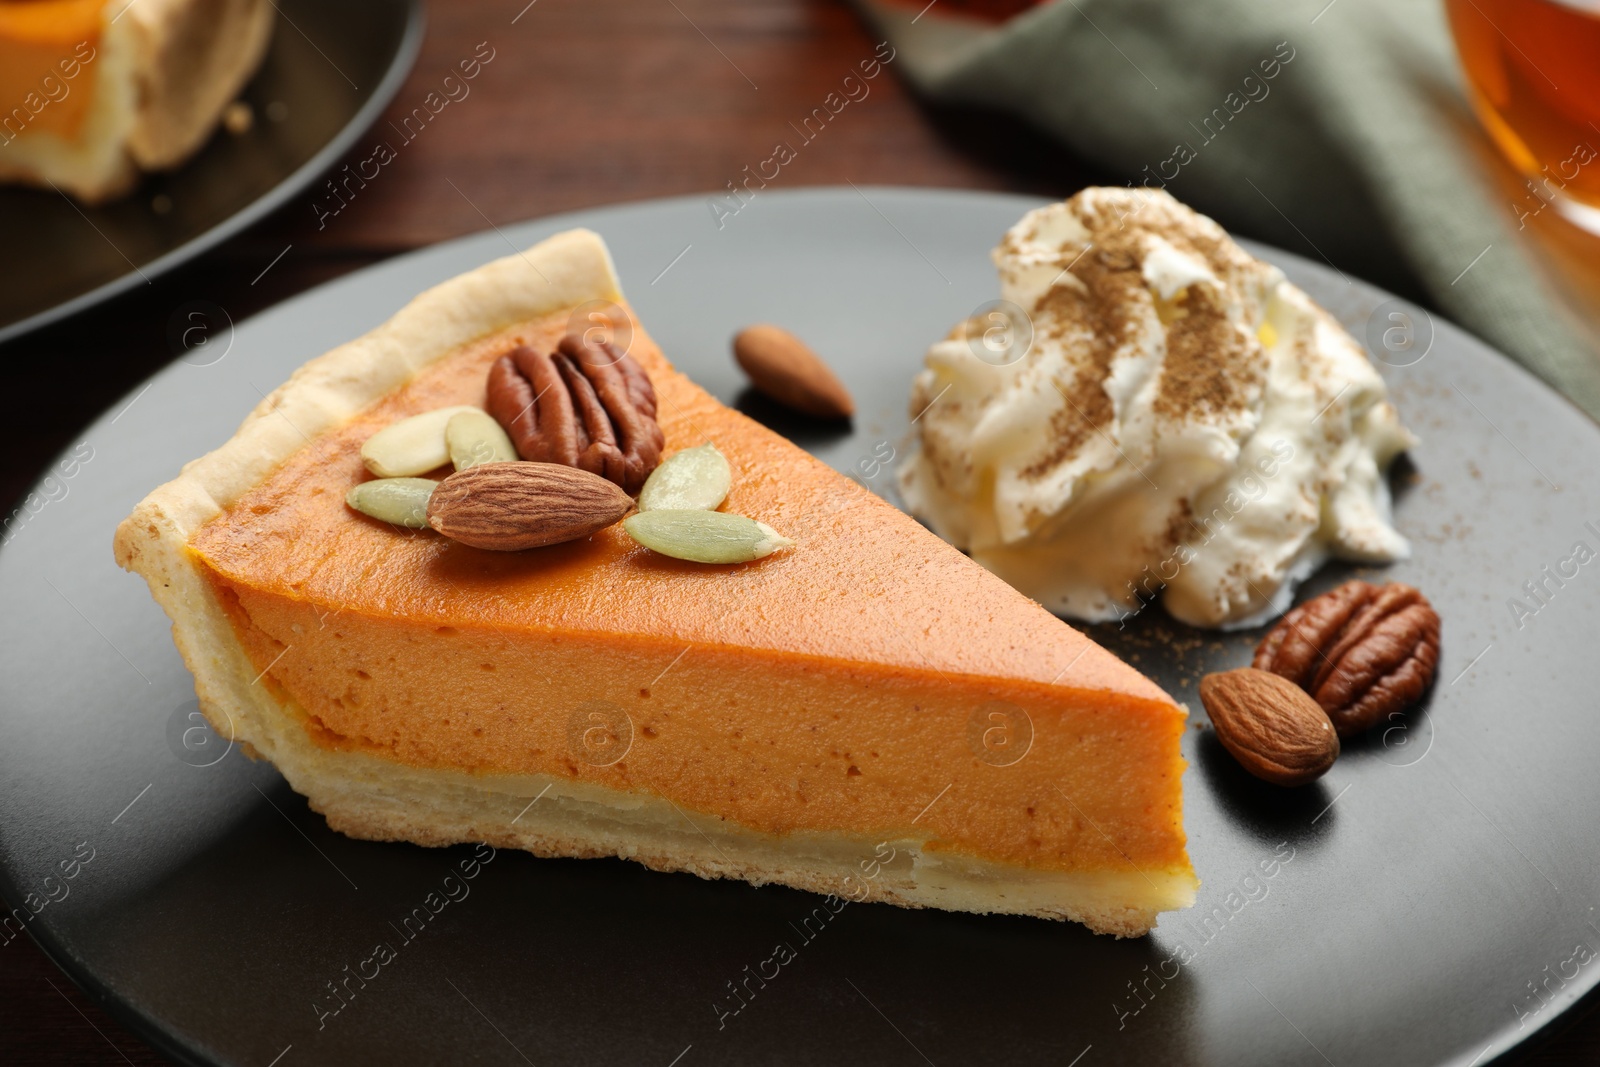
[0,1,1592,1062]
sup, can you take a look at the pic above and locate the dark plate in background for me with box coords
[0,0,424,345]
[1,189,1597,1066]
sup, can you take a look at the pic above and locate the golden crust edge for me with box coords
[260,687,1198,937]
[317,774,1196,938]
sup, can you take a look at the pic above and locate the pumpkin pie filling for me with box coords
[189,309,1192,884]
[0,0,102,142]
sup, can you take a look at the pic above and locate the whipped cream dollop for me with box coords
[898,188,1415,629]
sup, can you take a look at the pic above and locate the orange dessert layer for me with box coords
[0,0,102,141]
[189,309,1191,877]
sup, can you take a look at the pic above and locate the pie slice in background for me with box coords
[0,0,273,202]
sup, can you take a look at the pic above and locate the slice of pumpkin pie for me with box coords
[114,228,1196,936]
[0,0,275,203]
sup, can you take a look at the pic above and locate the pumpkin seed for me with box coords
[622,509,793,564]
[345,478,438,528]
[360,405,480,478]
[638,443,731,512]
[446,409,518,471]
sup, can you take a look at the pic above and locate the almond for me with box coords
[733,324,854,420]
[1199,667,1340,787]
[425,461,632,551]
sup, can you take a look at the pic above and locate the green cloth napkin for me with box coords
[869,0,1600,418]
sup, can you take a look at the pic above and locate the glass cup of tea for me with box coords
[1444,0,1600,232]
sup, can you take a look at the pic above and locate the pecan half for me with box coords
[485,334,664,494]
[1253,580,1441,737]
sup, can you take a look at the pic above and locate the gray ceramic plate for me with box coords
[0,0,424,344]
[1,188,1595,1067]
